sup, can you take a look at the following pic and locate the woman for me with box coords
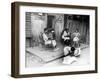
[61,28,71,46]
[63,46,81,64]
[42,28,57,48]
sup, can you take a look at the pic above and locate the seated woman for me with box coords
[64,46,81,57]
[42,28,57,48]
[72,28,80,48]
[63,45,81,64]
[61,28,71,46]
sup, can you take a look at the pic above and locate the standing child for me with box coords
[72,28,80,48]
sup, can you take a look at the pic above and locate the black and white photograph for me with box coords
[25,12,90,67]
[11,2,97,78]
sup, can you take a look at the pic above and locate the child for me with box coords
[72,28,80,48]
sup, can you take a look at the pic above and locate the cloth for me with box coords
[64,46,81,56]
[73,37,79,42]
[63,46,81,64]
[63,56,77,64]
[73,32,80,42]
[62,31,70,40]
[42,32,56,47]
[45,40,56,47]
[64,46,71,55]
[61,31,71,46]
[74,48,81,56]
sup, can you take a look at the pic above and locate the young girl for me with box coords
[72,29,80,48]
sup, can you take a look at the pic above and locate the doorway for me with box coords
[47,15,55,28]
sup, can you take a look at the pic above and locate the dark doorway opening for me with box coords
[47,15,54,28]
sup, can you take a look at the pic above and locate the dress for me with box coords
[42,32,56,47]
[61,30,71,46]
[73,32,80,47]
[73,32,80,42]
